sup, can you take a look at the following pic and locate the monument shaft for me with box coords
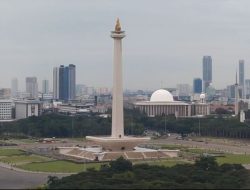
[111,20,125,138]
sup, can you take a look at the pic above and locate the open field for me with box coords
[184,148,223,154]
[2,135,250,173]
[0,148,25,156]
[161,144,189,150]
[0,154,53,165]
[18,160,102,173]
[134,159,192,167]
[216,154,250,165]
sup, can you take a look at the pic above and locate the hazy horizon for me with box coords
[1,0,250,91]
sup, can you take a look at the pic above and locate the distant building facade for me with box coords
[42,80,49,94]
[15,100,42,120]
[53,64,76,101]
[0,88,11,99]
[202,56,212,92]
[245,79,250,99]
[239,60,245,99]
[193,78,202,94]
[26,77,38,99]
[11,78,18,98]
[53,67,59,99]
[176,84,191,97]
[134,89,210,117]
[227,85,236,99]
[0,100,13,121]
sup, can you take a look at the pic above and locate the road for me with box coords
[0,165,68,189]
[150,134,250,154]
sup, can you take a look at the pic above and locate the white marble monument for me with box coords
[59,19,179,161]
[86,19,150,152]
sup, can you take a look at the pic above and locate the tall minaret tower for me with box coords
[111,19,126,138]
[235,71,239,115]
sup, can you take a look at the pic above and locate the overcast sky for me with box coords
[1,0,250,91]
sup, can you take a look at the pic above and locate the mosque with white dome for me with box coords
[134,89,210,117]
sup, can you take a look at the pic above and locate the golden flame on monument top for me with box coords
[115,18,121,32]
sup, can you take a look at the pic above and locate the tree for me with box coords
[215,108,229,115]
[195,156,218,171]
[109,156,133,172]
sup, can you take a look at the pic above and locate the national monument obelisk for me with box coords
[59,19,179,161]
[111,18,125,138]
[86,19,149,152]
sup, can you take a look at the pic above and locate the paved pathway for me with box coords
[150,136,250,154]
[0,163,70,189]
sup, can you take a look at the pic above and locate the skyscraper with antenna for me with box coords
[235,70,239,115]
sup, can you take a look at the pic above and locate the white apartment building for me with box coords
[15,100,42,120]
[0,100,13,121]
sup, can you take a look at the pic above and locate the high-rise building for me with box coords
[239,60,245,99]
[0,100,13,121]
[26,77,38,99]
[193,78,202,94]
[54,64,76,101]
[53,67,59,99]
[0,88,11,99]
[76,84,87,97]
[177,84,191,97]
[59,65,65,100]
[11,78,18,98]
[15,100,42,120]
[235,71,239,115]
[245,79,250,98]
[68,64,76,100]
[42,80,49,94]
[202,56,212,92]
[227,84,236,99]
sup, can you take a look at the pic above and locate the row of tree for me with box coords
[47,156,250,189]
[1,109,250,139]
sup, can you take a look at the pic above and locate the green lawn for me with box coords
[0,148,25,156]
[19,159,188,173]
[216,154,250,165]
[18,160,102,173]
[185,148,223,154]
[161,144,188,150]
[134,159,191,167]
[0,154,53,165]
[16,139,38,143]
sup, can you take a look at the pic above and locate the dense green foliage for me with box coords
[0,110,144,138]
[144,115,250,138]
[0,113,111,138]
[1,108,250,138]
[47,156,250,189]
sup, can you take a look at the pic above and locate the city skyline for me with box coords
[1,0,250,90]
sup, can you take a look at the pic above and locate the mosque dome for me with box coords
[150,89,174,102]
[200,93,206,99]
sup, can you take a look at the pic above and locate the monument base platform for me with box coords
[58,136,179,161]
[86,136,150,151]
[58,146,180,161]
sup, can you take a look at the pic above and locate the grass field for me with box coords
[18,160,102,173]
[161,144,188,150]
[185,148,223,154]
[216,154,250,165]
[19,159,190,173]
[0,148,25,156]
[0,154,53,165]
[2,147,250,173]
[134,159,191,167]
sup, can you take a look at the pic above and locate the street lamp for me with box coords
[161,112,167,135]
[164,113,167,134]
[199,118,201,137]
[71,116,74,138]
